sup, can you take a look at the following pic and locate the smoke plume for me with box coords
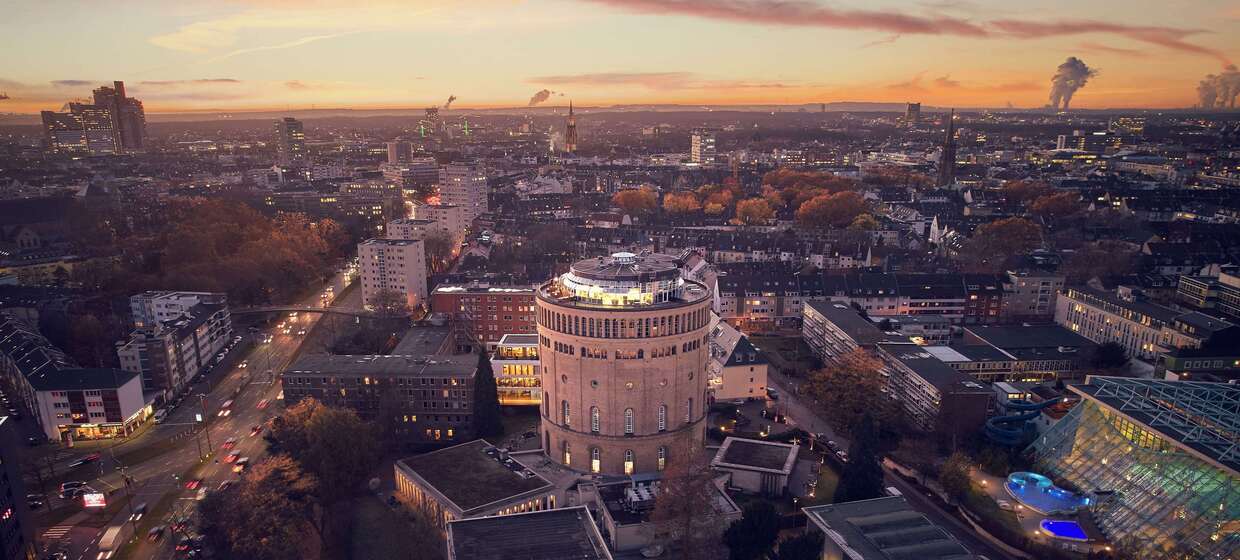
[528,89,555,106]
[1197,66,1240,109]
[0,92,9,100]
[1049,56,1097,111]
[443,95,457,109]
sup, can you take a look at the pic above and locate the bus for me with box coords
[97,522,133,559]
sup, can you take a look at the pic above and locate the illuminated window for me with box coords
[624,450,635,475]
[657,446,667,471]
[591,448,601,473]
[590,406,600,433]
[657,404,667,432]
[624,408,634,435]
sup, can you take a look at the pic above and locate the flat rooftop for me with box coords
[497,333,538,346]
[805,496,974,560]
[390,326,453,355]
[397,440,552,513]
[713,437,798,474]
[877,342,974,391]
[447,506,612,560]
[284,353,471,378]
[964,324,1094,350]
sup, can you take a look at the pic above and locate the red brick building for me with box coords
[429,284,537,349]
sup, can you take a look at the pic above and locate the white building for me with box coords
[707,317,768,402]
[438,163,488,222]
[410,203,468,244]
[387,218,437,242]
[117,296,232,399]
[359,238,428,312]
[32,368,148,442]
[490,334,541,406]
[690,130,717,165]
[129,291,228,329]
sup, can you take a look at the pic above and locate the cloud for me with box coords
[885,73,928,93]
[990,19,1230,65]
[285,80,311,90]
[138,79,243,86]
[204,32,357,64]
[859,34,901,49]
[530,71,799,91]
[579,0,989,36]
[0,93,9,100]
[1076,42,1144,57]
[885,72,1037,95]
[933,75,961,88]
[50,80,94,87]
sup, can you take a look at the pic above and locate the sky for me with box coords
[1,0,1238,113]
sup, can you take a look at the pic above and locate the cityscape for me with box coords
[1,2,1239,560]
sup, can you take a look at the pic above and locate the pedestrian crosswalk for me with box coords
[42,525,72,540]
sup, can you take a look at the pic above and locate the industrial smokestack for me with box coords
[528,89,555,107]
[443,95,457,110]
[1049,57,1097,112]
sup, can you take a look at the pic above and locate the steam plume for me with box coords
[1049,56,1097,111]
[443,95,457,109]
[1197,66,1240,109]
[0,92,9,100]
[528,89,555,106]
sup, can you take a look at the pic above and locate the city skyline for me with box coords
[2,0,1239,113]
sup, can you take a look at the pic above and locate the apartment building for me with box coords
[439,164,488,222]
[1055,286,1239,361]
[117,293,232,399]
[359,238,428,312]
[876,340,992,436]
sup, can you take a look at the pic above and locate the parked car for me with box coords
[835,450,850,463]
[58,481,87,498]
[147,525,166,542]
[766,388,780,401]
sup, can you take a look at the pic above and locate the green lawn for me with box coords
[351,496,426,560]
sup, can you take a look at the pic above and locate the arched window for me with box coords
[590,406,600,433]
[657,446,667,471]
[624,408,634,435]
[562,441,571,465]
[590,448,601,474]
[657,404,667,432]
[624,450,635,475]
[561,400,570,427]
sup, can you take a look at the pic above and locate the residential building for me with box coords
[802,300,888,364]
[394,440,558,531]
[439,163,488,222]
[1056,286,1239,361]
[358,238,428,312]
[926,325,1097,382]
[446,507,611,560]
[690,129,717,165]
[804,496,974,560]
[707,317,768,402]
[875,315,951,345]
[386,218,437,242]
[282,350,474,446]
[0,417,35,560]
[490,334,540,406]
[410,203,469,243]
[1027,377,1240,560]
[32,367,147,442]
[710,437,798,496]
[383,157,440,190]
[262,189,401,229]
[1154,348,1240,382]
[536,252,713,476]
[430,283,537,349]
[274,117,306,166]
[386,141,412,164]
[117,293,232,399]
[1177,269,1240,321]
[876,340,992,436]
[129,291,228,329]
[1002,269,1064,322]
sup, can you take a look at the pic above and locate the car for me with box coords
[27,499,44,510]
[256,399,269,410]
[221,437,237,450]
[224,451,241,463]
[217,480,234,491]
[238,361,248,369]
[130,502,147,522]
[232,458,250,473]
[171,519,188,533]
[195,488,208,501]
[826,440,839,451]
[44,552,68,560]
[217,409,231,417]
[58,481,87,498]
[766,388,780,400]
[184,479,202,490]
[250,425,263,436]
[176,537,193,552]
[147,526,166,542]
[997,500,1014,511]
[68,453,101,469]
[153,409,169,424]
[297,329,307,336]
[835,450,850,463]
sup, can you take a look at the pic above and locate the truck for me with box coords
[97,522,134,559]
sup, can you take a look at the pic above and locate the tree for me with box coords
[1061,240,1138,284]
[938,452,973,502]
[613,187,659,216]
[770,531,825,560]
[199,455,320,560]
[795,191,868,228]
[1002,180,1052,205]
[663,192,702,215]
[833,412,885,503]
[704,202,727,215]
[648,434,724,560]
[473,350,503,438]
[423,230,455,273]
[847,213,879,231]
[805,349,900,436]
[1031,192,1082,221]
[733,198,775,226]
[1092,341,1128,370]
[723,500,781,560]
[368,288,412,318]
[961,217,1042,272]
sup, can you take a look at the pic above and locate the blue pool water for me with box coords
[1005,472,1090,514]
[1040,519,1089,541]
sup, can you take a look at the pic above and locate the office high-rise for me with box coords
[905,102,921,126]
[92,81,147,151]
[275,117,307,166]
[536,252,713,475]
[41,103,119,155]
[690,129,716,165]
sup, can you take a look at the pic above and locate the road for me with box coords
[765,369,1018,560]
[35,272,354,560]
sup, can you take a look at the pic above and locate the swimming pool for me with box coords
[1005,472,1090,514]
[1040,519,1089,542]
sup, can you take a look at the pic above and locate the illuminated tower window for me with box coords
[591,406,600,433]
[624,450,635,475]
[590,448,601,474]
[562,441,571,466]
[657,446,667,471]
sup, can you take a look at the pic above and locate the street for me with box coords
[32,271,354,560]
[765,368,1017,560]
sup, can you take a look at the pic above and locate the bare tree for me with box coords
[647,432,725,560]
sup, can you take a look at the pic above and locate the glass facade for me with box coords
[1028,396,1239,560]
